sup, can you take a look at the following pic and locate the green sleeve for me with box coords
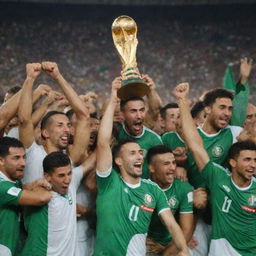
[96,168,118,194]
[0,182,22,207]
[179,181,193,213]
[155,186,169,215]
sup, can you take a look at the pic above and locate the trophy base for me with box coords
[118,78,149,101]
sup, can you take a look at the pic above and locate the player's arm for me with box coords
[18,188,52,206]
[173,83,209,171]
[42,61,90,165]
[18,63,42,148]
[96,77,121,173]
[159,209,189,256]
[179,213,194,244]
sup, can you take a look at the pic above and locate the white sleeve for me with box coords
[71,166,84,191]
[229,126,243,143]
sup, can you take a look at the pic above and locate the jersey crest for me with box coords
[144,194,153,206]
[212,144,224,157]
[168,196,178,208]
[248,195,256,207]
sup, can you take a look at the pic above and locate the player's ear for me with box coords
[204,106,211,115]
[229,158,236,168]
[148,163,155,174]
[41,129,50,139]
[44,173,51,182]
[114,156,122,167]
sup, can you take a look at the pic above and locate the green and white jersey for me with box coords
[187,125,242,188]
[0,171,22,256]
[161,131,185,150]
[94,168,170,256]
[203,161,256,256]
[148,179,193,246]
[21,166,83,256]
[117,123,163,179]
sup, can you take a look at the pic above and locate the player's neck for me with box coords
[121,172,141,185]
[202,121,220,134]
[232,173,251,188]
[44,142,62,154]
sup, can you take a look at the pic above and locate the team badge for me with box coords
[144,194,153,206]
[248,195,256,207]
[168,196,177,208]
[212,144,224,157]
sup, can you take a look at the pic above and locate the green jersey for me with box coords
[117,123,163,179]
[0,171,22,256]
[148,179,193,246]
[187,125,242,188]
[162,132,185,150]
[94,168,169,256]
[203,161,256,256]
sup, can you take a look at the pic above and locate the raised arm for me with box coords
[173,83,209,171]
[42,61,90,165]
[18,63,42,148]
[96,77,121,173]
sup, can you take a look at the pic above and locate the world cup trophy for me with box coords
[112,15,149,100]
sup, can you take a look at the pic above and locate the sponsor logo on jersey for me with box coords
[144,194,153,206]
[7,186,21,197]
[212,144,224,157]
[140,205,154,213]
[222,185,231,193]
[241,205,256,213]
[248,195,256,207]
[168,196,177,208]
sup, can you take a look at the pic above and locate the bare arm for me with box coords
[160,210,189,256]
[18,188,52,206]
[42,62,90,165]
[18,63,42,148]
[173,83,209,171]
[96,77,121,173]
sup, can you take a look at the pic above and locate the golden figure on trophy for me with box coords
[112,15,149,100]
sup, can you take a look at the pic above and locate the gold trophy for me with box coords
[112,15,149,100]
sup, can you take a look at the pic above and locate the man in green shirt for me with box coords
[174,82,256,256]
[0,137,52,256]
[146,145,194,256]
[94,78,189,256]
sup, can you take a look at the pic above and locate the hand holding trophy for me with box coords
[112,15,149,100]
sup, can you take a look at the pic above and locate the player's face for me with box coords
[43,114,71,150]
[122,100,146,136]
[164,108,180,132]
[117,142,144,178]
[149,152,176,189]
[46,165,72,195]
[89,118,99,147]
[206,97,232,132]
[245,104,256,127]
[0,147,26,181]
[231,150,256,185]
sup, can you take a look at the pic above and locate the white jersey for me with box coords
[21,166,84,256]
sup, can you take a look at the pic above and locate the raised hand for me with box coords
[26,63,42,79]
[41,61,61,80]
[172,82,189,100]
[240,57,253,81]
[141,74,155,90]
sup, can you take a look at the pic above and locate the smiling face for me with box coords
[45,165,72,195]
[0,147,26,181]
[164,108,180,132]
[149,152,176,189]
[42,114,71,150]
[122,100,146,136]
[205,97,233,132]
[115,142,144,179]
[229,150,256,187]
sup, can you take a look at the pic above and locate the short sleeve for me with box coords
[154,186,170,215]
[179,182,193,214]
[71,165,84,190]
[0,182,22,207]
[96,167,118,194]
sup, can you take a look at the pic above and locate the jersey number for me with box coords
[222,196,232,213]
[129,205,139,221]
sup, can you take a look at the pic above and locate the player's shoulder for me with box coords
[211,161,231,175]
[144,126,162,141]
[141,178,162,191]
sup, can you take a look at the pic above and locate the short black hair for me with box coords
[0,137,24,157]
[66,109,74,120]
[120,97,145,111]
[160,103,179,119]
[40,111,68,140]
[147,145,173,164]
[203,89,233,107]
[191,101,205,119]
[228,140,256,161]
[112,138,137,159]
[43,151,71,174]
[7,86,21,95]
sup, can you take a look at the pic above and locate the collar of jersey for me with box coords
[198,125,223,137]
[0,171,16,183]
[122,177,141,188]
[122,122,145,138]
[231,177,253,191]
[162,182,174,192]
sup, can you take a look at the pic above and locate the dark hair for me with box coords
[203,89,233,107]
[66,109,74,120]
[43,151,71,174]
[7,86,21,95]
[120,97,145,111]
[112,139,137,159]
[160,103,179,119]
[147,145,173,164]
[0,137,24,157]
[191,101,205,119]
[228,140,256,161]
